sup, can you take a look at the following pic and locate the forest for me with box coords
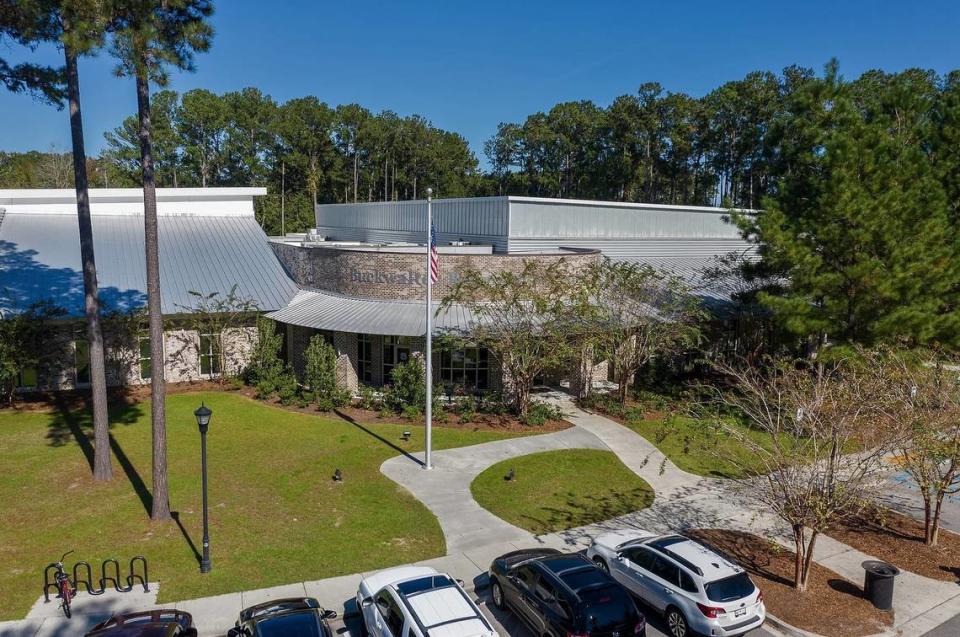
[1,63,958,237]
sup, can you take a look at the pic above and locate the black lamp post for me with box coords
[194,402,213,573]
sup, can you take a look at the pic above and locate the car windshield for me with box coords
[256,612,325,637]
[704,573,755,602]
[580,586,638,630]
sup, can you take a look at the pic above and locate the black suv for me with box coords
[227,597,338,637]
[489,549,646,637]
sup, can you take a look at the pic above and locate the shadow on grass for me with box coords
[529,487,656,534]
[171,511,202,566]
[334,408,424,467]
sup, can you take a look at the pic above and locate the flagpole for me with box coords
[424,188,434,470]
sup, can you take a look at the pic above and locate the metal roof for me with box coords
[0,211,299,316]
[266,289,477,337]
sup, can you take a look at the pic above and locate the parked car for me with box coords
[488,548,646,637]
[84,610,195,637]
[587,531,765,637]
[357,565,498,637]
[227,597,338,637]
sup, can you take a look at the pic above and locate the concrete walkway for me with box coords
[381,422,606,552]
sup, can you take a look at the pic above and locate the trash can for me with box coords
[862,560,900,610]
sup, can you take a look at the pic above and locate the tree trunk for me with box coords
[65,44,112,482]
[136,68,171,521]
[930,492,945,547]
[353,151,358,203]
[923,494,934,545]
[792,525,806,591]
[800,530,819,591]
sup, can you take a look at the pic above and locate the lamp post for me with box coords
[194,403,213,573]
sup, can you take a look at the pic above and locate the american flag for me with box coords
[429,223,440,283]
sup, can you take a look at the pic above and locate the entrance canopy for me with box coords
[266,289,478,337]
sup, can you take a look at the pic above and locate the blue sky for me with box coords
[1,0,958,167]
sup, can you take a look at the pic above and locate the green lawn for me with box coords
[0,391,532,620]
[622,413,775,479]
[470,449,655,535]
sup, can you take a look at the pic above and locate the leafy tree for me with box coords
[302,335,348,411]
[587,260,703,405]
[222,86,276,186]
[442,259,588,417]
[177,87,226,186]
[244,315,297,404]
[0,301,66,403]
[103,89,181,185]
[737,61,960,351]
[174,285,259,383]
[110,0,214,521]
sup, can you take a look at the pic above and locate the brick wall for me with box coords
[271,242,600,301]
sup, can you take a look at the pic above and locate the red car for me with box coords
[84,610,196,637]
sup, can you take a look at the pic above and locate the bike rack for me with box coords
[43,556,150,602]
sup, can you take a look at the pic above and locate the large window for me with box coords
[439,345,489,390]
[382,336,413,382]
[75,338,90,385]
[199,333,221,376]
[17,367,38,388]
[357,334,373,384]
[138,335,152,380]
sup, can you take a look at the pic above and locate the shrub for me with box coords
[383,358,426,413]
[356,384,381,411]
[521,400,564,426]
[453,395,477,424]
[245,316,300,404]
[303,335,350,411]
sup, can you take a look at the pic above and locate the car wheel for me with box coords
[491,578,506,610]
[593,557,609,574]
[666,607,689,637]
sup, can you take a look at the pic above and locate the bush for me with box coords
[453,395,477,424]
[246,316,300,404]
[303,335,350,411]
[383,358,426,414]
[522,400,564,426]
[356,384,381,411]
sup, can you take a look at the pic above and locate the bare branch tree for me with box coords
[702,356,894,591]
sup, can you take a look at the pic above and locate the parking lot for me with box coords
[330,586,776,637]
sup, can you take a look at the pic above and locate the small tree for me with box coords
[588,260,703,405]
[303,335,348,411]
[874,348,960,547]
[442,259,587,417]
[244,315,298,403]
[705,356,893,591]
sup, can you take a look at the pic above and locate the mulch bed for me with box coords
[4,383,570,433]
[688,529,893,637]
[830,508,960,584]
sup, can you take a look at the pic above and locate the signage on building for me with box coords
[349,268,458,286]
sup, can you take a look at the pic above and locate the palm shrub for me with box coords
[303,335,350,411]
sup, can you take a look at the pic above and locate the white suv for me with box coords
[587,531,765,637]
[357,566,499,637]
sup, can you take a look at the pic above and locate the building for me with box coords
[0,189,750,394]
[266,196,752,394]
[0,188,297,390]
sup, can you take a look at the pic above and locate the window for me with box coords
[515,565,538,591]
[138,335,152,380]
[439,345,489,390]
[534,578,557,603]
[649,557,680,587]
[75,338,90,385]
[383,336,412,382]
[704,573,755,603]
[199,333,221,376]
[679,570,699,593]
[357,334,373,384]
[17,367,38,388]
[626,547,657,571]
[375,591,404,636]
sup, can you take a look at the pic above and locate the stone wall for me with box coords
[16,320,259,392]
[271,241,600,301]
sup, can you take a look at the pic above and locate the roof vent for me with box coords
[304,229,326,243]
[449,238,469,247]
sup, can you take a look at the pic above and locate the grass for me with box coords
[0,391,534,620]
[470,449,655,535]
[622,413,775,479]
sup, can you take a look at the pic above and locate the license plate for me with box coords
[735,608,747,617]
